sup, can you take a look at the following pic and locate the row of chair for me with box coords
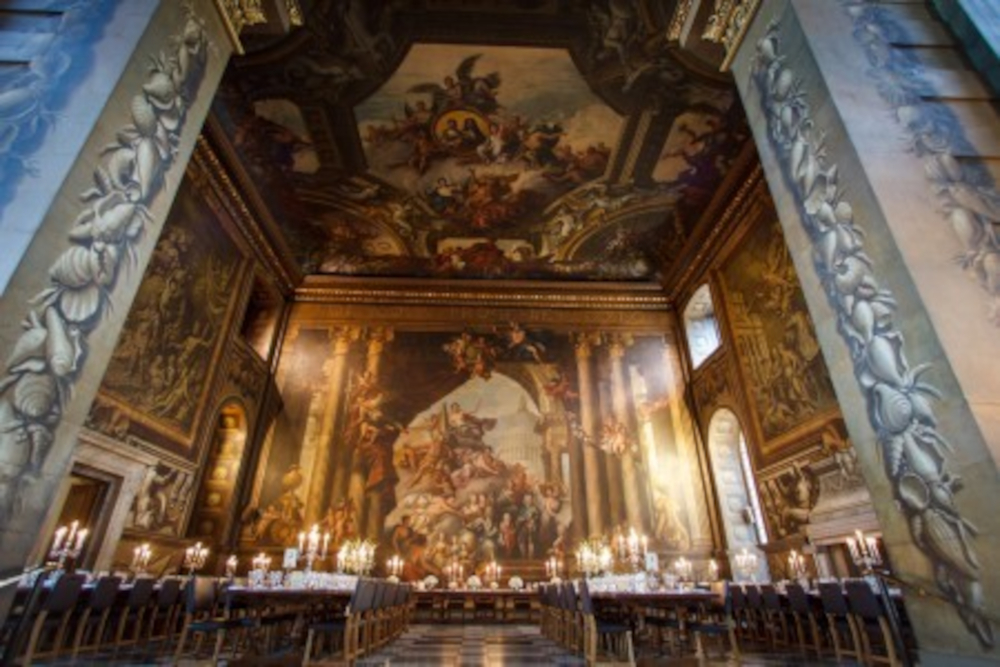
[302,579,411,666]
[0,574,185,666]
[538,581,636,665]
[730,581,903,666]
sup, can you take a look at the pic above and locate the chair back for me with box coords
[785,582,811,614]
[845,579,884,621]
[42,573,86,613]
[88,576,122,611]
[155,578,182,608]
[392,583,406,607]
[559,582,577,613]
[126,577,155,608]
[712,580,731,615]
[745,584,763,609]
[373,581,387,609]
[760,584,782,611]
[186,576,217,615]
[353,579,376,614]
[730,584,747,611]
[818,581,850,616]
[576,579,594,615]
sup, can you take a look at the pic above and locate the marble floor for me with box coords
[352,623,852,666]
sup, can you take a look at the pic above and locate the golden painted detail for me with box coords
[702,0,762,71]
[193,138,297,294]
[606,332,634,359]
[290,303,671,333]
[286,0,304,26]
[668,0,697,41]
[213,0,267,53]
[666,165,765,302]
[294,286,671,310]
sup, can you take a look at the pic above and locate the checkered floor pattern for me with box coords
[353,624,850,666]
[355,624,585,666]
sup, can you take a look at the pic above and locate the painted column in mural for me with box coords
[348,327,394,541]
[599,341,624,528]
[304,326,358,525]
[575,334,604,537]
[662,341,711,549]
[608,334,647,532]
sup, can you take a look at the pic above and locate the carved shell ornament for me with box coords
[0,6,211,520]
[751,19,993,647]
[843,4,1000,325]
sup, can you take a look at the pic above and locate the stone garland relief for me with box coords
[0,6,211,521]
[843,4,1000,325]
[751,20,993,646]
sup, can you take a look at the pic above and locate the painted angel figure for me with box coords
[408,54,500,115]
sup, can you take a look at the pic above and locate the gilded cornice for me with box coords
[192,136,298,295]
[665,161,765,303]
[294,277,671,311]
[668,0,697,41]
[213,0,267,55]
[702,0,762,71]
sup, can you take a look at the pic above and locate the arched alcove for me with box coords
[683,284,721,369]
[706,408,769,581]
[191,401,249,543]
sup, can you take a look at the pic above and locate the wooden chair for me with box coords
[144,577,182,650]
[786,582,824,658]
[17,573,85,666]
[688,581,740,661]
[558,582,582,653]
[69,574,121,660]
[577,579,635,666]
[743,584,768,645]
[760,583,792,648]
[819,581,863,663]
[110,576,155,659]
[173,576,254,664]
[845,579,903,667]
[302,578,362,666]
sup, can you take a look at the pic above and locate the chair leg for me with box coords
[173,617,191,665]
[212,628,227,664]
[21,611,48,667]
[70,608,92,661]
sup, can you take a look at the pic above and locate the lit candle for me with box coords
[52,526,67,553]
[846,537,860,562]
[322,532,330,558]
[298,531,305,553]
[709,559,719,580]
[75,529,89,552]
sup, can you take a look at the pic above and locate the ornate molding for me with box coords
[703,0,762,71]
[213,0,267,54]
[192,137,298,294]
[667,0,697,42]
[295,278,671,311]
[752,19,993,646]
[0,6,212,520]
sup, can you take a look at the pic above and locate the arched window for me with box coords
[739,433,768,545]
[683,284,721,369]
[706,409,770,580]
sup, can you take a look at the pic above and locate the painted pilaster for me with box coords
[0,0,234,627]
[304,326,357,526]
[731,1,1000,660]
[574,334,604,538]
[607,334,646,531]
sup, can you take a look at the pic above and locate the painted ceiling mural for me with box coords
[214,0,752,282]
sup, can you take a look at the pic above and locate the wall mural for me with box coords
[127,461,195,537]
[843,4,1000,326]
[240,324,700,578]
[752,18,992,646]
[0,6,211,521]
[720,216,839,444]
[97,177,242,446]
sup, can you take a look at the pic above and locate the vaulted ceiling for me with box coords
[209,0,755,285]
